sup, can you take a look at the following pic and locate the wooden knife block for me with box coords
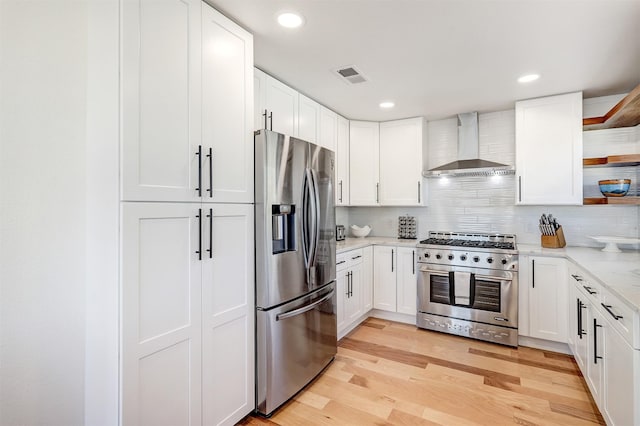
[541,226,566,248]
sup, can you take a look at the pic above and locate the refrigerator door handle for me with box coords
[301,169,311,269]
[309,168,321,268]
[276,289,335,321]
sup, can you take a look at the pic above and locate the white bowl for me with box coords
[351,225,371,238]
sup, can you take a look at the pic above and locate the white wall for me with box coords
[1,1,88,424]
[345,108,640,247]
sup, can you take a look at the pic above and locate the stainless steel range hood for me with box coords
[423,112,515,177]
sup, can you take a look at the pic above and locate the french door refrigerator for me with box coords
[255,129,337,416]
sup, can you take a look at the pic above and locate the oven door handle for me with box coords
[418,266,449,275]
[419,266,511,282]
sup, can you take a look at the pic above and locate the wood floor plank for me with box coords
[240,318,604,426]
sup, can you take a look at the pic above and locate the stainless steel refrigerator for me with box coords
[255,130,337,416]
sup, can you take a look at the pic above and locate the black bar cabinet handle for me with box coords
[351,255,362,260]
[594,318,603,364]
[268,112,273,130]
[263,109,268,129]
[207,147,213,197]
[531,259,535,288]
[412,250,415,274]
[418,181,421,203]
[339,180,343,203]
[195,208,202,260]
[195,145,202,196]
[391,249,394,272]
[583,286,597,295]
[207,208,213,259]
[576,299,581,338]
[518,176,522,202]
[601,303,623,320]
[571,274,583,282]
[376,183,379,203]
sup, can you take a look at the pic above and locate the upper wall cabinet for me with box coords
[349,121,380,206]
[379,118,426,206]
[320,106,338,153]
[335,116,350,205]
[254,69,298,137]
[298,93,320,144]
[122,0,253,204]
[515,92,583,205]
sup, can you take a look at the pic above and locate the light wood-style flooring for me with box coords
[239,318,604,426]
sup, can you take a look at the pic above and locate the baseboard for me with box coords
[518,335,571,355]
[368,309,417,326]
[338,313,370,340]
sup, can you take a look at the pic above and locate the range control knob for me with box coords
[460,254,467,261]
[487,257,494,264]
[436,254,442,260]
[501,258,508,265]
[473,256,480,263]
[425,252,430,258]
[447,254,454,260]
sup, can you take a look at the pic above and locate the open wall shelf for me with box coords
[583,196,640,205]
[583,84,640,130]
[583,154,640,167]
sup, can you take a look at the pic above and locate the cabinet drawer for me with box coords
[600,287,637,348]
[336,252,349,271]
[570,268,601,305]
[347,249,364,267]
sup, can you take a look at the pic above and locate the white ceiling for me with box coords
[207,0,640,121]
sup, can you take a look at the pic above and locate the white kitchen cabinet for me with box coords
[379,118,426,206]
[122,202,254,426]
[515,92,583,205]
[396,247,417,315]
[587,307,604,408]
[336,248,370,338]
[122,202,203,426]
[362,246,373,312]
[349,121,380,205]
[602,319,637,426]
[373,245,396,311]
[320,106,338,153]
[122,0,253,204]
[201,5,254,203]
[527,256,568,343]
[298,93,320,144]
[122,0,202,203]
[335,115,350,205]
[254,68,298,136]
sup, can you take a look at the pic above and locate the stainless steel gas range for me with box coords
[416,231,519,347]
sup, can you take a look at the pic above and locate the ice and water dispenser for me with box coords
[272,204,296,254]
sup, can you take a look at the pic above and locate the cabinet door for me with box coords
[264,74,298,137]
[319,106,338,152]
[202,5,254,203]
[202,204,254,426]
[346,264,363,322]
[254,68,266,130]
[586,308,604,408]
[122,0,202,202]
[379,118,425,206]
[122,202,202,426]
[396,247,417,315]
[515,92,583,205]
[336,268,348,333]
[349,121,380,205]
[528,256,568,342]
[373,245,396,312]
[298,94,320,144]
[602,321,635,426]
[574,294,589,370]
[335,116,350,205]
[362,246,373,312]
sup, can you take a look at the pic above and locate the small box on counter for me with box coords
[541,226,566,248]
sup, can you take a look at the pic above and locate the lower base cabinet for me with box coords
[568,264,639,426]
[373,245,417,314]
[336,248,372,337]
[122,202,254,426]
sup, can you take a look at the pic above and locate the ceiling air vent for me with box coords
[335,65,368,84]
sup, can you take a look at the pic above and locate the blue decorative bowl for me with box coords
[599,179,630,197]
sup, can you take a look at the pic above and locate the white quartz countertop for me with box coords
[518,244,640,312]
[336,237,419,253]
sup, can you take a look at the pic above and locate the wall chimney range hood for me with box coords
[423,112,515,177]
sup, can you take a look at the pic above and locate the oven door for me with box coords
[417,263,518,328]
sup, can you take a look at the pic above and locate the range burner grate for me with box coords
[419,238,515,250]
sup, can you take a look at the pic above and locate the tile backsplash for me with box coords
[338,107,640,248]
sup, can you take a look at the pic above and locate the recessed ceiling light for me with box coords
[518,74,540,83]
[277,12,304,28]
[379,101,395,109]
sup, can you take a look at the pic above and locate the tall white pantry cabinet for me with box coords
[121,1,255,425]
